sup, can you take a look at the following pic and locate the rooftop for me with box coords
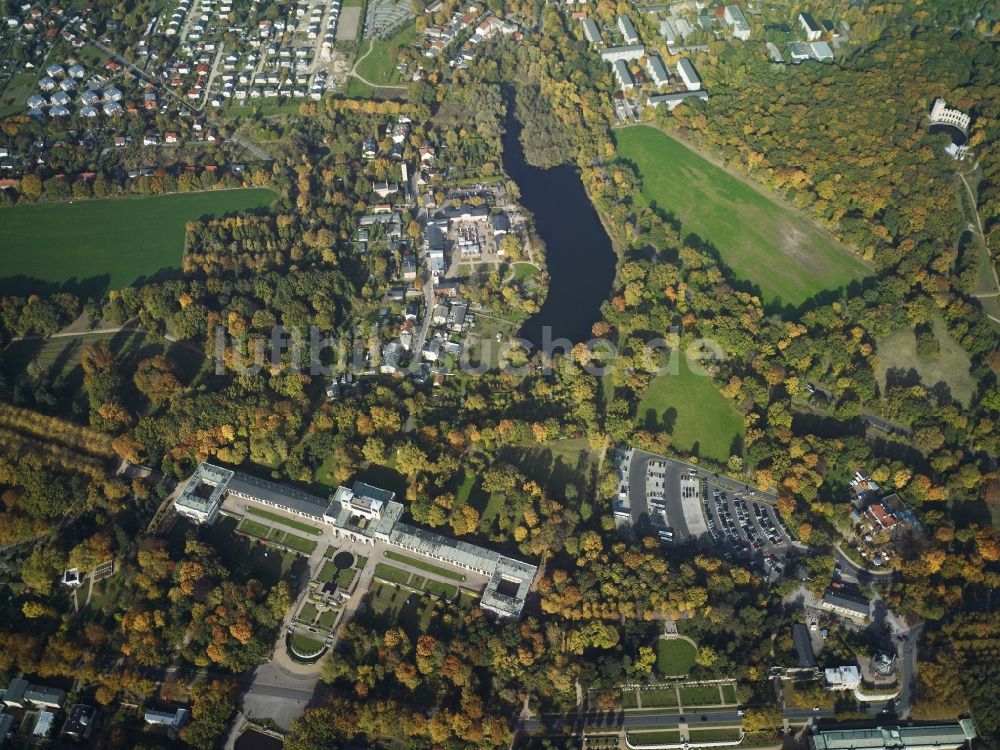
[176,463,234,516]
[810,722,976,750]
[227,472,329,519]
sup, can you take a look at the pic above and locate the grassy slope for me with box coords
[0,188,277,296]
[636,357,744,464]
[354,24,417,86]
[615,126,869,307]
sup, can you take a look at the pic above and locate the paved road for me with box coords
[893,621,923,716]
[833,545,896,585]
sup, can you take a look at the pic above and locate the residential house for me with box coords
[646,54,670,88]
[617,13,638,44]
[676,57,701,90]
[798,11,822,40]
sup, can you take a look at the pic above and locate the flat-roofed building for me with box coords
[809,721,977,750]
[62,704,98,742]
[647,90,708,110]
[676,57,701,90]
[600,45,644,62]
[646,54,670,88]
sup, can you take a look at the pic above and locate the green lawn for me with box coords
[657,638,697,676]
[622,691,639,709]
[374,562,412,585]
[512,262,540,281]
[337,568,357,589]
[0,189,277,297]
[0,70,39,119]
[317,608,338,629]
[640,688,678,708]
[636,357,744,463]
[679,685,723,707]
[383,550,466,581]
[354,24,417,86]
[458,590,480,609]
[721,684,737,704]
[423,579,458,599]
[687,727,742,742]
[238,519,272,540]
[280,533,318,554]
[298,602,319,623]
[615,126,869,307]
[290,633,325,655]
[317,561,338,583]
[627,729,681,745]
[245,506,324,535]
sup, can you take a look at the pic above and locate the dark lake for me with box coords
[501,98,617,349]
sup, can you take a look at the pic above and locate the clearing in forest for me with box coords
[614,126,869,308]
[875,316,976,407]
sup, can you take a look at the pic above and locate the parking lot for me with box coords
[616,448,793,560]
[703,483,793,563]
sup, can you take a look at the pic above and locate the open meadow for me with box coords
[875,315,976,406]
[614,126,869,308]
[0,188,278,297]
[636,357,744,464]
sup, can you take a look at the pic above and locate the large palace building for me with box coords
[175,462,537,619]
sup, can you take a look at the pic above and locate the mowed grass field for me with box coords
[0,188,278,297]
[636,357,744,463]
[875,315,976,406]
[614,126,869,307]
[657,637,697,676]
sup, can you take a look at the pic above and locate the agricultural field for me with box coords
[614,126,869,308]
[657,637,697,676]
[0,188,277,297]
[636,357,744,464]
[874,316,976,407]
